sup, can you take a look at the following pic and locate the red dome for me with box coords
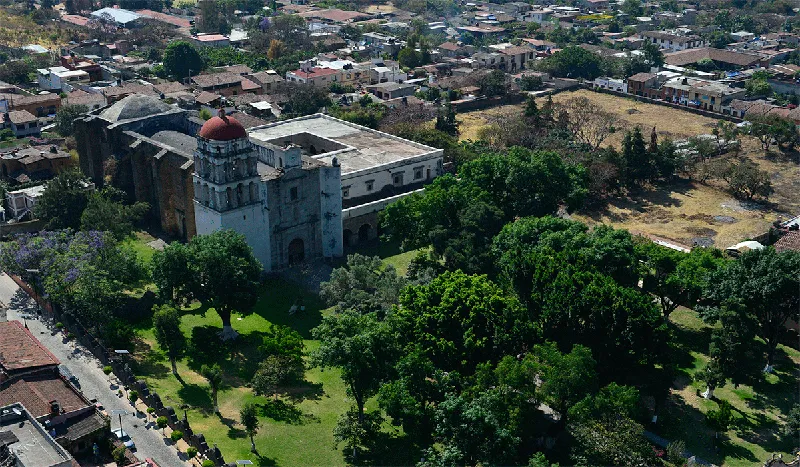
[198,115,247,141]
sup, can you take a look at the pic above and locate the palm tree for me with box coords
[240,402,260,453]
[201,364,223,414]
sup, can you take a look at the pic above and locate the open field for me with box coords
[662,309,798,467]
[457,89,800,248]
[0,8,77,48]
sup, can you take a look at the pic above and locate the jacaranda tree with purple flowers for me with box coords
[0,230,146,336]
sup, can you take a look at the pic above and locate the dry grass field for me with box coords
[457,90,800,248]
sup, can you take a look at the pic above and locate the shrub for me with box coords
[128,390,139,407]
[55,322,64,329]
[0,129,13,141]
[103,365,113,375]
[666,440,686,465]
[112,446,127,465]
[186,446,198,458]
[147,407,155,415]
[171,430,183,442]
[157,416,168,434]
[202,460,215,467]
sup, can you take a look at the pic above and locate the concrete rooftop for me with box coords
[248,114,438,175]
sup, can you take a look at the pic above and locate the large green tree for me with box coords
[152,230,261,340]
[312,309,398,455]
[152,304,187,376]
[34,169,92,229]
[537,45,604,80]
[394,271,529,375]
[320,254,407,316]
[80,188,149,240]
[703,247,800,372]
[54,104,88,137]
[162,41,204,81]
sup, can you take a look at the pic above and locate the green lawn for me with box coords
[659,308,798,467]
[129,244,417,466]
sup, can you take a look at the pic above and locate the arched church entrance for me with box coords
[288,238,305,265]
[358,224,371,243]
[343,229,353,247]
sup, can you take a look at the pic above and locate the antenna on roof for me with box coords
[218,107,226,119]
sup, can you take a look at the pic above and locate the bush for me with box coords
[112,446,127,465]
[55,322,64,329]
[666,440,686,465]
[103,365,113,375]
[147,407,155,415]
[202,460,215,467]
[157,415,168,432]
[128,389,138,406]
[171,430,183,442]
[0,129,14,141]
[186,446,198,459]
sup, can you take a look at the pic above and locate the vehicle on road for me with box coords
[113,428,136,451]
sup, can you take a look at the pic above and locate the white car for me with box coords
[112,428,136,450]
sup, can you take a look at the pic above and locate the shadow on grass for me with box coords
[177,384,213,413]
[258,399,318,425]
[256,454,277,466]
[285,380,324,403]
[217,414,247,440]
[251,278,326,339]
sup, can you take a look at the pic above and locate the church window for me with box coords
[414,167,423,180]
[342,187,349,198]
[365,180,373,191]
[393,173,404,187]
[290,186,298,201]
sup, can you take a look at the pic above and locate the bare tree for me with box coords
[555,96,622,149]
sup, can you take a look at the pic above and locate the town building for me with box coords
[285,66,342,87]
[36,67,90,92]
[4,111,40,138]
[366,82,417,100]
[0,402,74,467]
[192,72,261,97]
[639,31,704,51]
[5,185,46,220]
[191,33,231,48]
[0,145,72,183]
[75,95,443,264]
[90,7,142,27]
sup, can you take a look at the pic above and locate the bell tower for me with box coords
[192,109,272,273]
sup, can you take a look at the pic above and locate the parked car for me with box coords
[113,429,136,451]
[58,365,80,388]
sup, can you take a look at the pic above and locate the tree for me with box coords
[153,230,261,340]
[280,82,331,117]
[621,0,642,16]
[112,446,127,466]
[555,96,621,149]
[538,45,604,80]
[162,41,203,81]
[320,254,407,316]
[705,399,733,438]
[186,446,198,461]
[435,99,458,136]
[201,364,223,414]
[152,242,196,304]
[529,342,597,418]
[637,240,685,318]
[80,188,149,240]
[641,40,664,67]
[156,416,168,435]
[395,271,529,374]
[785,403,800,442]
[519,74,544,91]
[266,39,284,60]
[260,324,304,360]
[708,30,734,48]
[34,169,92,229]
[252,355,304,399]
[333,406,383,461]
[569,383,641,424]
[745,77,772,97]
[724,160,774,200]
[480,69,509,97]
[128,389,139,411]
[54,104,88,137]
[622,126,655,185]
[703,247,800,372]
[240,401,259,452]
[570,417,656,466]
[312,310,397,460]
[152,304,187,376]
[198,108,212,120]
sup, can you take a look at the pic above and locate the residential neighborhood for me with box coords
[0,0,799,465]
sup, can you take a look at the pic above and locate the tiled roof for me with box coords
[0,374,87,418]
[0,321,59,373]
[192,72,243,88]
[774,230,800,253]
[228,111,268,129]
[221,64,253,75]
[438,41,460,51]
[299,8,370,22]
[499,45,533,56]
[248,71,284,85]
[7,110,38,124]
[240,78,260,91]
[195,91,221,105]
[288,67,340,78]
[135,9,191,28]
[65,90,105,107]
[664,47,761,67]
[153,82,189,95]
[628,72,657,81]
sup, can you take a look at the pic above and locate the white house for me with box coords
[36,67,90,92]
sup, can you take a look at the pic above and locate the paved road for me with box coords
[0,273,188,467]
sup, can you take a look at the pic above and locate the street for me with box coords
[0,273,188,466]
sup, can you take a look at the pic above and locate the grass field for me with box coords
[458,89,800,248]
[128,243,417,466]
[662,309,798,466]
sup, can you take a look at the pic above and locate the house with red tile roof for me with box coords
[0,321,59,382]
